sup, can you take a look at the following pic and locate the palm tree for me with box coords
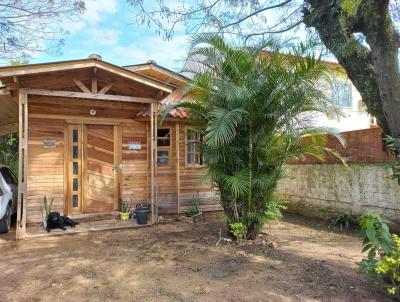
[163,35,344,239]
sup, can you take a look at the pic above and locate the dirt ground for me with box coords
[0,214,395,302]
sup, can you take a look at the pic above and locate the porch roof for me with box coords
[0,58,175,93]
[0,58,191,135]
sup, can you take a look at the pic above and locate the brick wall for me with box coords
[290,127,394,164]
[278,128,400,224]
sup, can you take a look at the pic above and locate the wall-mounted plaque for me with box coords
[43,139,56,149]
[128,140,141,150]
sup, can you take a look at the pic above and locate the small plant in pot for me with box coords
[42,195,54,229]
[120,201,131,221]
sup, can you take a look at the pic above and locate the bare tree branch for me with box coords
[220,0,294,29]
[0,0,85,63]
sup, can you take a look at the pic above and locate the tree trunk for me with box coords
[304,0,400,137]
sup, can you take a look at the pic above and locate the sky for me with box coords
[31,0,191,72]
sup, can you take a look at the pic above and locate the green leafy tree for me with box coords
[162,35,344,239]
[0,134,18,175]
[129,0,400,144]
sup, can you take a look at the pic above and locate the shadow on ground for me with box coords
[0,213,394,302]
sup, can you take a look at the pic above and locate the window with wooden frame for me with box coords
[186,128,203,167]
[157,128,171,165]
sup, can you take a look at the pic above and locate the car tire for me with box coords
[0,203,12,234]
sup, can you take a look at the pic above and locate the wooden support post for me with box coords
[176,123,181,214]
[16,90,28,239]
[91,78,97,93]
[150,102,155,224]
[154,105,158,221]
[113,125,122,210]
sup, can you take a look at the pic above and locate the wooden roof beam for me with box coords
[98,84,113,94]
[20,88,155,103]
[73,78,91,93]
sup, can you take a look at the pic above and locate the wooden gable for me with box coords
[0,58,181,135]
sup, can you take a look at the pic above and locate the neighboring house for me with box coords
[0,57,219,239]
[183,52,377,132]
[311,66,377,131]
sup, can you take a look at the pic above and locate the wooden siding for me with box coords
[26,95,148,223]
[121,120,149,205]
[25,94,220,224]
[177,124,221,213]
[155,122,178,213]
[27,117,64,224]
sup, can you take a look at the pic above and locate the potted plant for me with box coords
[135,203,151,225]
[42,195,54,229]
[120,201,130,221]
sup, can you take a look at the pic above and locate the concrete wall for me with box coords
[279,128,400,224]
[278,164,400,222]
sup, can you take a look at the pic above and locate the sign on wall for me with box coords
[128,140,142,150]
[43,139,56,149]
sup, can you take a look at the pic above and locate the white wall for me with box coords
[311,74,374,132]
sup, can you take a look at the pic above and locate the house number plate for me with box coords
[128,141,141,150]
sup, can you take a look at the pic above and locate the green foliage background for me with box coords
[0,134,18,176]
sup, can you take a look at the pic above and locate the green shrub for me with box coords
[330,213,358,230]
[264,200,286,221]
[185,194,201,217]
[0,134,18,176]
[376,234,400,296]
[383,135,400,185]
[229,222,247,241]
[359,211,399,298]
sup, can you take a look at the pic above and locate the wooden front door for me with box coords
[68,124,118,214]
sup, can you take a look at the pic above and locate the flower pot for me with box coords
[135,207,150,225]
[120,212,130,221]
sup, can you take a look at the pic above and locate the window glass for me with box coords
[332,79,352,107]
[186,129,203,166]
[0,168,15,184]
[157,150,169,164]
[157,157,169,164]
[9,171,17,184]
[73,178,79,191]
[73,146,79,159]
[157,128,171,165]
[72,129,79,143]
[157,129,171,146]
[73,162,79,175]
[72,195,78,208]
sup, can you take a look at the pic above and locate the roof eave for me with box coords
[0,59,174,93]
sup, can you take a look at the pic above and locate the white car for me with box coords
[0,166,17,233]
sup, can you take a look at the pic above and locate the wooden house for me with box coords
[0,57,220,239]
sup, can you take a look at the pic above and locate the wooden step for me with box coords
[69,211,119,222]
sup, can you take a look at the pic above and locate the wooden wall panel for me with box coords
[27,117,65,224]
[121,121,149,206]
[24,94,221,223]
[155,122,178,214]
[178,124,221,213]
[28,95,147,120]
